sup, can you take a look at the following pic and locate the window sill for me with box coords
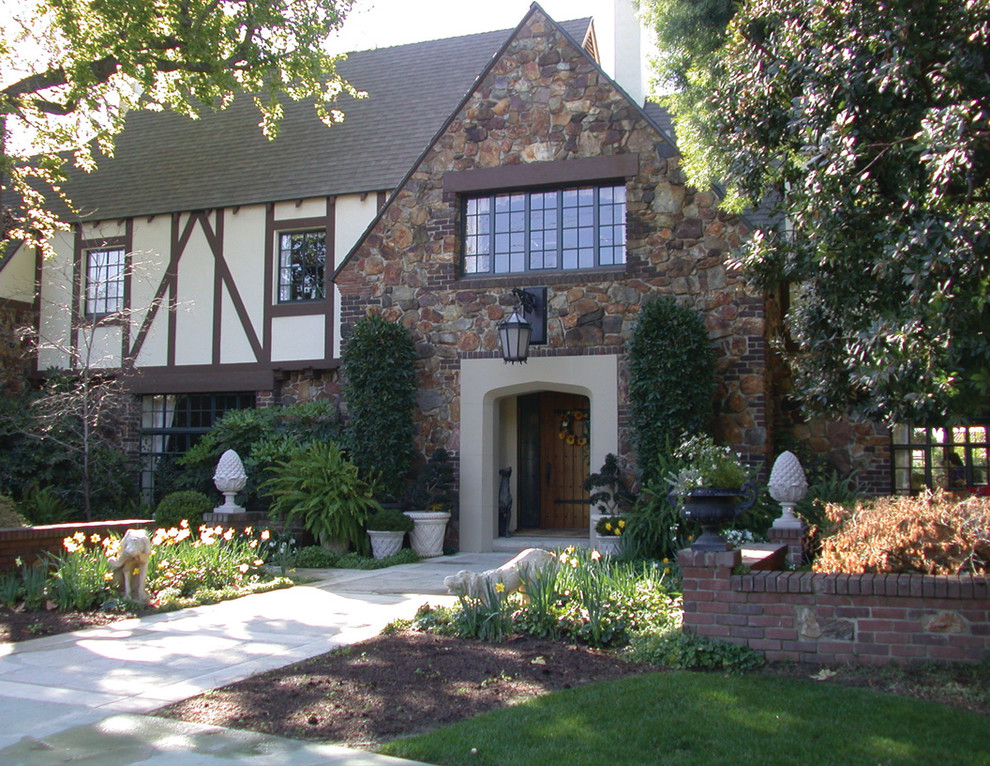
[271,300,329,317]
[454,265,627,290]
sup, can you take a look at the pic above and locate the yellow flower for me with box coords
[618,519,626,529]
[663,557,669,564]
[131,567,141,577]
[260,530,271,541]
[615,528,622,535]
[90,533,101,543]
[664,567,671,575]
[495,582,505,593]
[591,550,602,561]
[180,519,189,529]
[223,528,234,541]
[104,572,114,581]
[244,526,253,536]
[238,563,250,574]
[249,540,258,548]
[253,559,265,567]
[605,522,613,532]
[73,531,86,543]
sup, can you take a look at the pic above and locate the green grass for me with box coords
[380,671,990,766]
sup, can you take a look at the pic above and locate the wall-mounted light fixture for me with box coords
[498,287,544,363]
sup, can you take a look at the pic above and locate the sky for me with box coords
[329,0,613,53]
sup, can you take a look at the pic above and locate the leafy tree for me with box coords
[1,0,357,257]
[642,0,990,424]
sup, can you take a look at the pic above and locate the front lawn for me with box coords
[381,669,990,766]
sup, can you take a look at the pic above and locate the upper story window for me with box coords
[278,229,326,302]
[463,184,626,276]
[85,247,125,316]
[892,423,990,493]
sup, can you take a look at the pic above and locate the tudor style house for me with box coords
[3,1,947,551]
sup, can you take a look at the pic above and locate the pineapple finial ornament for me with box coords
[768,451,808,530]
[213,449,247,514]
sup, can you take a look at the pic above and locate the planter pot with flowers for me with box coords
[584,453,631,547]
[593,515,625,556]
[404,448,455,558]
[366,508,414,559]
[668,435,757,551]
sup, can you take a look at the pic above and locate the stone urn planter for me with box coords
[404,511,450,558]
[367,530,405,560]
[595,534,622,556]
[680,483,758,551]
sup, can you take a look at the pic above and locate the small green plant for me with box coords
[291,545,340,568]
[405,447,455,512]
[45,536,116,611]
[18,483,74,525]
[667,433,749,495]
[626,631,765,671]
[0,570,23,607]
[335,548,419,569]
[20,561,48,610]
[0,494,29,528]
[262,441,382,554]
[154,490,213,529]
[367,508,414,532]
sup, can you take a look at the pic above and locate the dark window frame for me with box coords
[461,183,627,277]
[277,229,327,303]
[84,247,126,317]
[891,423,990,493]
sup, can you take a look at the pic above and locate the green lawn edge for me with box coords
[380,670,990,766]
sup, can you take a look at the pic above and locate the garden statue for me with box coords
[769,451,809,530]
[213,449,247,514]
[498,467,512,537]
[444,547,554,603]
[109,528,152,604]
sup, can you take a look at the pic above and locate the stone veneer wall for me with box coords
[679,548,990,665]
[335,8,766,477]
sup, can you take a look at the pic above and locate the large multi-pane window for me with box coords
[278,230,326,302]
[891,424,990,493]
[463,184,626,275]
[85,248,125,316]
[139,392,255,501]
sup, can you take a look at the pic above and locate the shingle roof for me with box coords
[62,19,596,222]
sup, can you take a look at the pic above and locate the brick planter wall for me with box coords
[679,548,990,665]
[0,520,154,572]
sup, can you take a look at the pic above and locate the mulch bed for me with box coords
[0,607,134,643]
[154,631,653,747]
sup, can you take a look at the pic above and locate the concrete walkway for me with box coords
[0,550,536,766]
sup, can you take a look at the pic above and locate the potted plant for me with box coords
[593,515,625,556]
[262,441,382,554]
[404,447,455,558]
[584,453,630,547]
[366,508,414,559]
[668,434,756,551]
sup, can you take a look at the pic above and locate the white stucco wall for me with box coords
[0,243,36,303]
[271,314,325,362]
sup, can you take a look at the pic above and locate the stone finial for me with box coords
[769,451,808,530]
[213,449,247,514]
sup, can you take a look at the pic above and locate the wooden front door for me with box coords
[516,392,590,530]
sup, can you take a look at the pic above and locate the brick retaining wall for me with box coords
[679,548,990,665]
[0,520,154,572]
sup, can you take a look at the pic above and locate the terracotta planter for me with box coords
[367,530,405,560]
[404,511,450,558]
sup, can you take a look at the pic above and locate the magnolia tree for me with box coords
[1,0,357,257]
[641,0,990,424]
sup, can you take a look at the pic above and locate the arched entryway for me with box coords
[459,355,620,552]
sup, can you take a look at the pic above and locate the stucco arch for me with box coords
[459,355,620,552]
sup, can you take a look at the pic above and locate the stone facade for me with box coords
[336,9,769,479]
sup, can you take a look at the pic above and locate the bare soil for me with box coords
[154,632,651,748]
[0,607,137,643]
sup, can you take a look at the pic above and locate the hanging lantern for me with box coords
[498,308,532,363]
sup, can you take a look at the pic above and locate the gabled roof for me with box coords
[60,18,596,222]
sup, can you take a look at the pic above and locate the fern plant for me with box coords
[262,442,381,554]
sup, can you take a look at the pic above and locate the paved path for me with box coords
[0,550,528,766]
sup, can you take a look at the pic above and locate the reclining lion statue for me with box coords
[444,548,555,601]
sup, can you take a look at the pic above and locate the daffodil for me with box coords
[591,550,602,561]
[495,582,505,593]
[260,530,271,541]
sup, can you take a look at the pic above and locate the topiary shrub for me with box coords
[155,490,213,529]
[814,490,990,575]
[628,297,715,484]
[342,315,417,502]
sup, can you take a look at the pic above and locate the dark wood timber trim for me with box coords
[325,196,336,361]
[442,154,640,194]
[123,364,276,394]
[263,204,275,363]
[71,224,83,368]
